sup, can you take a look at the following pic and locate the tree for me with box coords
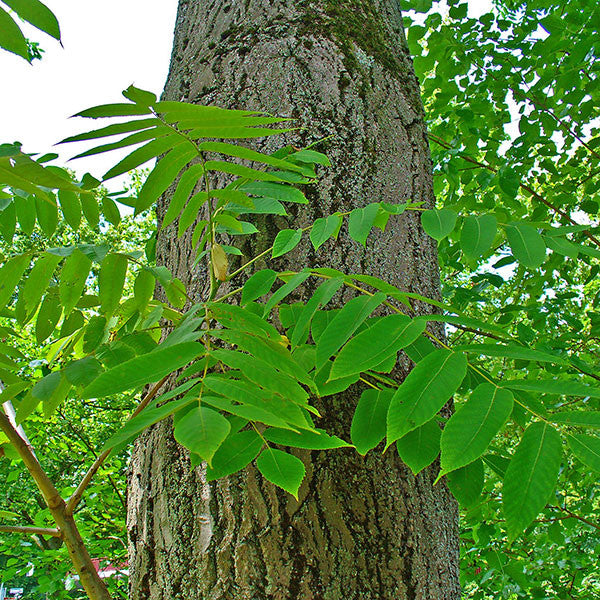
[126,1,460,598]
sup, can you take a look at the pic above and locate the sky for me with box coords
[0,0,178,187]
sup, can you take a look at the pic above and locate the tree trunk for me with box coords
[127,1,460,598]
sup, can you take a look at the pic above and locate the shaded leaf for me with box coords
[351,388,393,455]
[387,350,467,445]
[206,430,264,480]
[421,208,457,241]
[256,448,305,498]
[505,223,546,269]
[396,419,441,475]
[447,459,484,507]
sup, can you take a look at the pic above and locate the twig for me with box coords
[428,133,600,249]
[0,411,111,600]
[0,524,61,538]
[66,374,170,516]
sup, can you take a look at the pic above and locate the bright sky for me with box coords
[0,0,178,186]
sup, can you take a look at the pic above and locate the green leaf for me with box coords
[35,290,62,344]
[550,411,600,429]
[197,141,302,173]
[256,448,305,498]
[421,208,457,242]
[204,160,285,182]
[3,0,60,39]
[499,167,520,198]
[31,371,61,402]
[396,419,441,475]
[310,215,342,250]
[122,85,156,106]
[64,357,104,387]
[263,428,350,449]
[461,214,497,259]
[289,277,343,347]
[74,103,152,119]
[446,459,484,507]
[101,196,121,226]
[315,293,386,370]
[351,388,393,455]
[43,375,71,417]
[241,269,277,305]
[289,149,330,166]
[567,434,600,472]
[262,271,311,317]
[177,191,208,236]
[440,384,514,475]
[34,194,58,237]
[503,422,562,540]
[135,145,196,215]
[134,269,155,311]
[272,228,303,258]
[330,314,426,380]
[505,223,546,269]
[0,6,29,60]
[239,181,308,204]
[61,118,159,143]
[80,193,100,228]
[209,303,280,339]
[13,194,36,234]
[174,406,231,465]
[348,203,380,246]
[83,316,107,354]
[0,199,16,242]
[544,236,581,259]
[161,163,205,228]
[99,253,128,316]
[103,392,198,453]
[59,249,92,316]
[209,349,308,405]
[20,252,61,321]
[214,213,243,232]
[387,350,468,445]
[82,342,204,398]
[202,394,295,430]
[210,329,313,388]
[202,376,309,429]
[58,190,82,230]
[457,343,566,365]
[504,379,600,399]
[206,430,264,481]
[103,135,184,181]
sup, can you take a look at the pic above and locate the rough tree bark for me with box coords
[127,1,460,598]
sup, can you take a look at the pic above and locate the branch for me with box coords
[0,411,111,600]
[428,133,600,249]
[66,374,170,516]
[0,524,61,538]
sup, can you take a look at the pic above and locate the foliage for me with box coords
[0,0,60,62]
[403,0,600,596]
[0,0,598,599]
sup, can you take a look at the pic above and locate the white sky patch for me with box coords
[0,0,178,189]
